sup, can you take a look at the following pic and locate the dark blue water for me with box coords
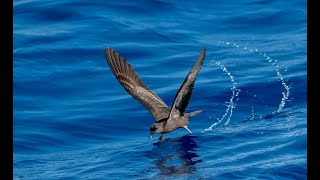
[14,0,306,179]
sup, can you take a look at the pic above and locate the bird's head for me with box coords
[149,124,157,139]
[149,123,162,139]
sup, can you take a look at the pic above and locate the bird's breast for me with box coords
[161,117,188,133]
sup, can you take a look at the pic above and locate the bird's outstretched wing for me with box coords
[105,48,170,122]
[169,48,206,118]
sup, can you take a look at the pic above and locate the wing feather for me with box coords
[105,48,170,122]
[169,48,206,118]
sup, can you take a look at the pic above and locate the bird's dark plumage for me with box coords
[106,48,170,122]
[105,48,206,141]
[169,48,206,119]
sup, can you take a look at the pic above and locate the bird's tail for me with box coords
[185,110,203,118]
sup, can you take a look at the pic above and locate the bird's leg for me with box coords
[183,126,192,133]
[158,135,164,141]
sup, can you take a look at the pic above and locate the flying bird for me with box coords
[105,48,206,141]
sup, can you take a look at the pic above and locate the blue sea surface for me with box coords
[14,0,306,179]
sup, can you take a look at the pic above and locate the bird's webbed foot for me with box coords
[158,135,164,141]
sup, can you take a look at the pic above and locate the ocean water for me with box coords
[13,0,307,179]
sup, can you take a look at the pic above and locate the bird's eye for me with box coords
[150,127,156,132]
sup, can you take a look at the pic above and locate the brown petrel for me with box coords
[105,48,206,141]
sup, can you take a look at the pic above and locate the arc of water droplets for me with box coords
[218,41,290,113]
[205,60,241,131]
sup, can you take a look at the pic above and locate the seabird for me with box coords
[105,48,206,141]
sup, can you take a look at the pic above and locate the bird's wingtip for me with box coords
[200,48,206,57]
[105,48,110,57]
[201,48,206,55]
[105,48,115,56]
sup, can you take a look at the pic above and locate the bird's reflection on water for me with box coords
[144,135,202,176]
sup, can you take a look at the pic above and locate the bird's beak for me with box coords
[149,130,155,139]
[183,126,192,133]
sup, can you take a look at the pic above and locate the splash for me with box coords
[218,41,291,114]
[247,105,262,121]
[205,60,240,131]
